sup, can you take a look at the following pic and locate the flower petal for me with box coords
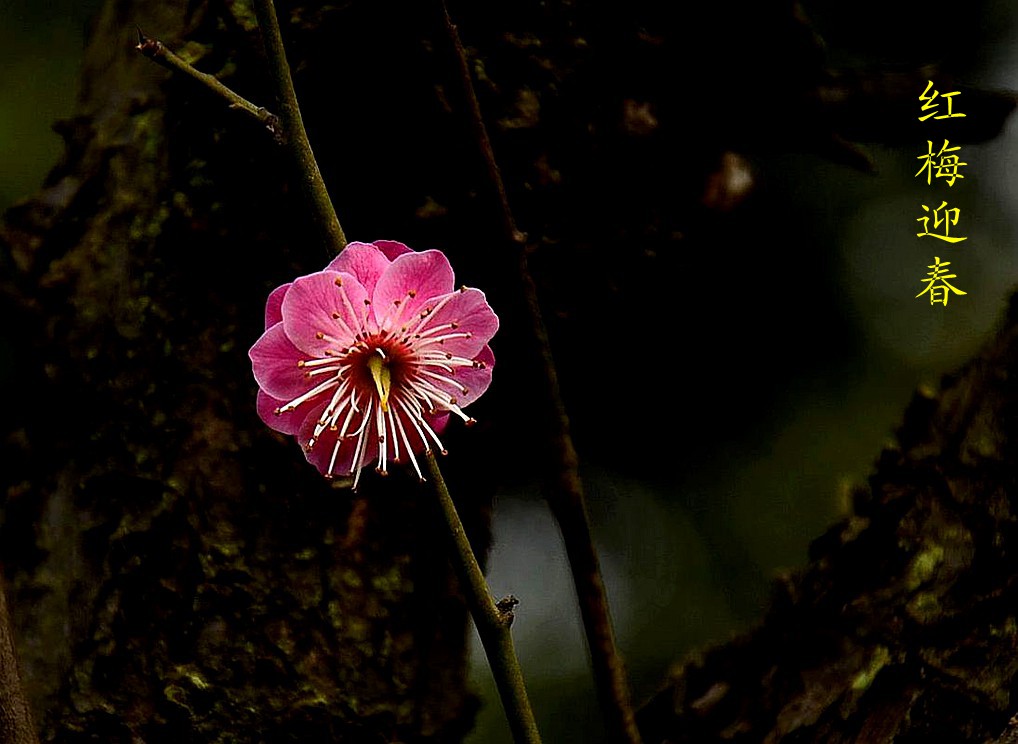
[281,270,369,356]
[428,344,495,408]
[373,250,456,325]
[249,324,314,400]
[416,288,499,358]
[425,412,451,436]
[372,239,413,261]
[458,344,495,407]
[257,389,306,435]
[324,243,393,297]
[264,283,291,329]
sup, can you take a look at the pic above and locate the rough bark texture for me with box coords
[2,0,1017,742]
[638,304,1018,742]
[0,577,38,744]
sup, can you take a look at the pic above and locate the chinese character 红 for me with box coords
[916,256,967,306]
[919,80,966,121]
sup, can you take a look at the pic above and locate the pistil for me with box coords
[367,349,392,412]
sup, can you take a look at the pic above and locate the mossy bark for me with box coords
[638,310,1018,741]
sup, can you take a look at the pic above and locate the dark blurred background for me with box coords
[0,0,102,209]
[2,1,1016,742]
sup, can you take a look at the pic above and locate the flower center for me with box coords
[366,348,392,412]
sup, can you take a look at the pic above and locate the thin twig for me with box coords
[135,30,281,138]
[425,453,542,744]
[439,4,644,742]
[440,9,525,246]
[251,0,348,253]
[0,574,39,744]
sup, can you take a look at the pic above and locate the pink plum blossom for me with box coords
[250,240,497,487]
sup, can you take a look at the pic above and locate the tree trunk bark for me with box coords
[638,308,1018,741]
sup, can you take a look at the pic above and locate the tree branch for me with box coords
[426,454,542,744]
[136,30,281,138]
[438,4,642,742]
[251,0,347,253]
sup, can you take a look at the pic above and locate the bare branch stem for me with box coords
[425,453,542,744]
[136,17,345,255]
[439,4,643,742]
[251,0,347,253]
[440,8,525,246]
[136,31,281,137]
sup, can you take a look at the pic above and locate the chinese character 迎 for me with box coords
[919,80,966,121]
[916,257,967,305]
[915,140,967,186]
[916,200,967,243]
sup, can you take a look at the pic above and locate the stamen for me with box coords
[387,405,401,464]
[414,332,473,348]
[350,399,374,491]
[402,379,441,415]
[327,437,343,478]
[375,403,388,475]
[417,414,448,455]
[334,396,359,438]
[336,281,366,339]
[391,401,423,481]
[398,389,428,421]
[315,330,348,346]
[393,392,447,454]
[395,397,433,454]
[326,309,357,342]
[300,356,347,368]
[314,386,355,446]
[406,293,459,336]
[419,368,469,394]
[417,350,477,367]
[316,378,352,431]
[417,359,456,374]
[376,290,414,334]
[414,322,460,340]
[306,366,345,378]
[277,376,341,413]
[405,376,472,423]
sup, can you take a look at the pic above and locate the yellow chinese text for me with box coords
[915,140,967,186]
[916,257,967,305]
[916,200,967,243]
[919,80,966,121]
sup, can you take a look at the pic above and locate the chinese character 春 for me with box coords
[919,80,966,121]
[915,140,967,186]
[916,257,967,305]
[916,201,967,243]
